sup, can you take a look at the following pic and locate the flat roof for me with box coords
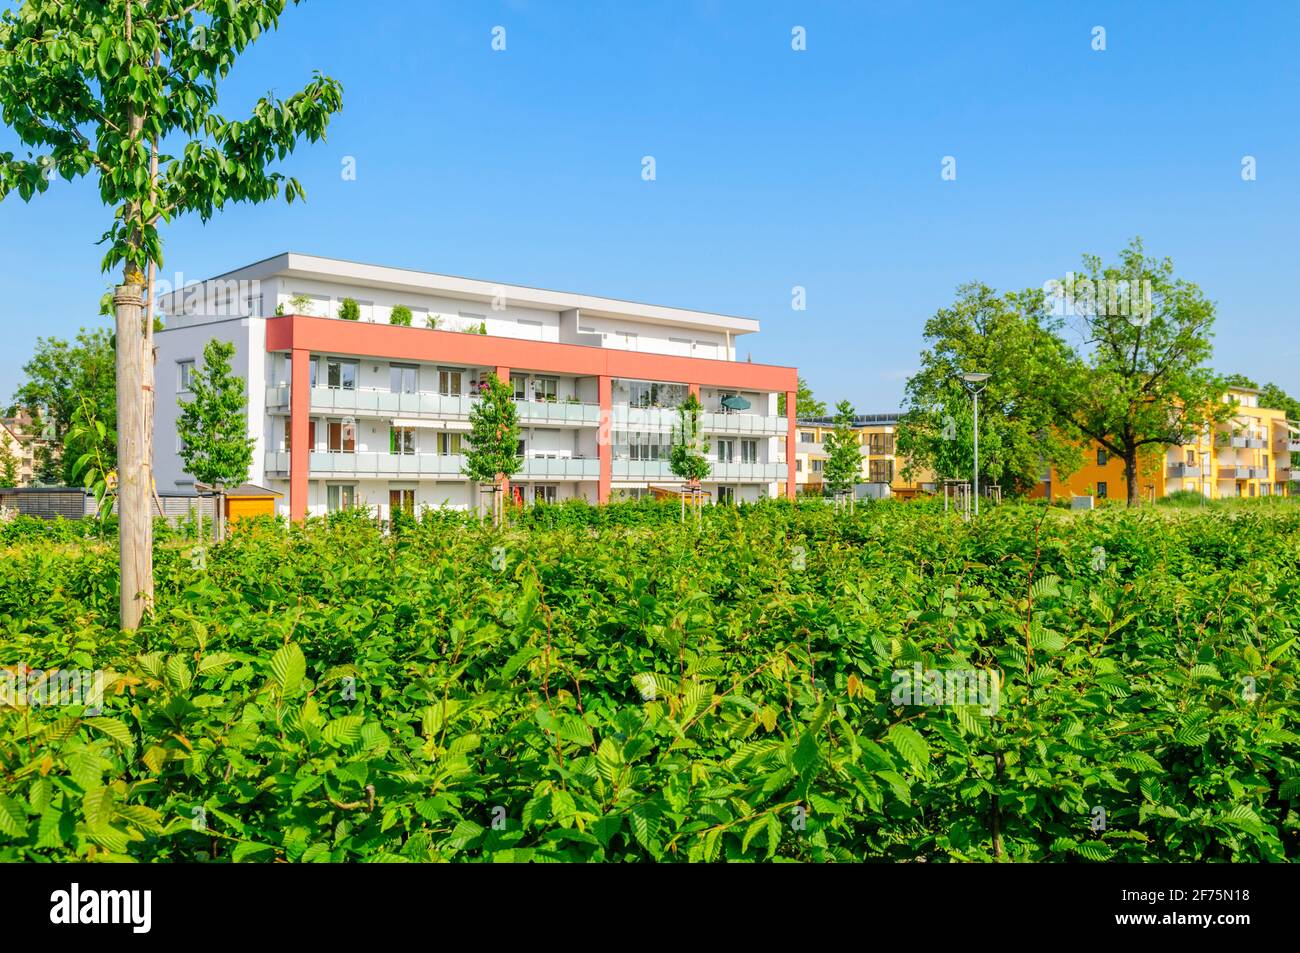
[163,252,761,336]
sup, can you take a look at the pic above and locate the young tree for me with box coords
[176,339,254,540]
[821,400,863,499]
[0,434,17,488]
[0,1,343,629]
[1046,239,1230,507]
[463,373,521,526]
[778,376,826,418]
[897,283,1081,494]
[669,392,711,521]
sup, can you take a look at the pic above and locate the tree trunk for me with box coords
[114,282,154,630]
[1124,450,1140,507]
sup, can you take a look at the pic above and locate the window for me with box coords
[390,426,416,455]
[389,488,415,516]
[626,381,685,409]
[799,431,816,443]
[437,432,462,456]
[533,377,558,401]
[328,420,356,453]
[513,377,528,400]
[390,364,418,394]
[1186,449,1197,466]
[717,486,735,505]
[868,433,895,454]
[533,485,557,504]
[327,484,357,512]
[1096,481,1108,499]
[438,368,463,396]
[812,460,824,474]
[869,459,894,483]
[517,319,543,340]
[796,460,803,472]
[1096,448,1108,466]
[740,440,758,464]
[717,439,734,464]
[178,360,195,392]
[326,358,358,391]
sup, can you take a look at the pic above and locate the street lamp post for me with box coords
[959,372,991,517]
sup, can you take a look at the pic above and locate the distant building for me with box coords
[0,411,41,486]
[1032,385,1298,501]
[789,413,936,499]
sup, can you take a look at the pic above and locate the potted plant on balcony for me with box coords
[338,297,361,321]
[285,293,313,316]
[669,392,711,523]
[389,303,413,326]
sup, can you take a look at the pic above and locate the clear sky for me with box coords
[2,0,1298,412]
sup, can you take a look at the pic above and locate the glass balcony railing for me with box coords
[266,386,600,425]
[610,459,784,482]
[611,405,786,435]
[517,457,600,480]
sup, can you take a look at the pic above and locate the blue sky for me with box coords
[2,0,1298,411]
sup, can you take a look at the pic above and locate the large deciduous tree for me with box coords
[12,328,116,485]
[1046,239,1229,506]
[0,0,343,628]
[778,377,826,418]
[898,282,1080,495]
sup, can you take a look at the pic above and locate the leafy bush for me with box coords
[389,304,413,326]
[338,297,360,321]
[0,502,1296,862]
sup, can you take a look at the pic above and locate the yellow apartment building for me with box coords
[787,414,937,499]
[1034,386,1298,502]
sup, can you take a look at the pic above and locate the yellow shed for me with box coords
[221,483,282,522]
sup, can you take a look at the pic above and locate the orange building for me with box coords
[1034,386,1297,502]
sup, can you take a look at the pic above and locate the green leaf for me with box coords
[270,643,306,696]
[888,724,930,774]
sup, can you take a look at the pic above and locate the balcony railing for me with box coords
[517,457,600,480]
[265,450,467,478]
[1217,466,1270,480]
[265,451,600,481]
[1167,464,1201,478]
[612,405,786,435]
[266,385,602,426]
[1230,436,1267,449]
[611,460,784,482]
[1286,440,1300,453]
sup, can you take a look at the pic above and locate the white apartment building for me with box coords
[153,253,799,518]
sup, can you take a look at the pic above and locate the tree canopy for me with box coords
[821,400,862,495]
[176,338,253,489]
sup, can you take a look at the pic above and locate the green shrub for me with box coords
[338,297,360,321]
[0,501,1297,862]
[389,304,413,326]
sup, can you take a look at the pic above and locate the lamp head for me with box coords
[960,372,991,384]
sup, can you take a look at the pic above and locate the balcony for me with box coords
[611,459,784,482]
[1167,464,1201,478]
[1217,466,1270,480]
[1230,436,1266,449]
[611,405,786,436]
[711,461,785,481]
[514,399,601,426]
[517,457,599,480]
[1286,440,1300,453]
[265,450,467,478]
[266,385,601,427]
